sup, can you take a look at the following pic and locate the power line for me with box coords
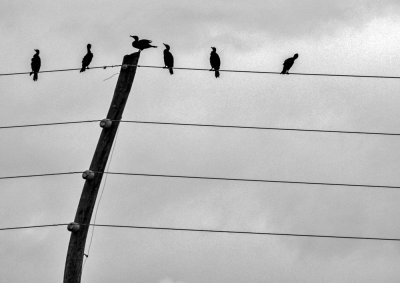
[0,120,100,130]
[0,171,82,180]
[0,65,122,77]
[0,223,67,231]
[120,120,400,137]
[91,224,400,242]
[1,222,400,242]
[137,65,400,79]
[1,119,400,137]
[1,170,399,190]
[1,64,400,79]
[102,172,400,190]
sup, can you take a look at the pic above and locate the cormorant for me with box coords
[30,49,41,81]
[163,43,174,75]
[130,35,157,51]
[210,47,220,78]
[80,44,93,72]
[281,53,299,74]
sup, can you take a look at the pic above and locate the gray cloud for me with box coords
[2,1,400,282]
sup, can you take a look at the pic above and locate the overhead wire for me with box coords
[1,119,400,137]
[0,120,100,129]
[1,222,400,242]
[1,64,400,79]
[120,120,400,137]
[137,64,400,79]
[0,171,82,180]
[0,223,68,231]
[102,171,400,190]
[0,65,122,77]
[90,224,400,242]
[1,170,400,190]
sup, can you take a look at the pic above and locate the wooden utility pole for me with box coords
[63,52,140,283]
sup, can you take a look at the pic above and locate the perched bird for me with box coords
[281,53,299,74]
[210,47,220,78]
[30,49,41,81]
[80,43,93,72]
[130,35,157,51]
[163,43,174,75]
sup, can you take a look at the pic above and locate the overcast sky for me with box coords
[2,1,400,282]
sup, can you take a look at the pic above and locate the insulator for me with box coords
[100,119,112,128]
[82,170,95,180]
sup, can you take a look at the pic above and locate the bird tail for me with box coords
[33,72,38,81]
[80,66,86,72]
[169,67,173,75]
[215,70,220,78]
[280,69,286,74]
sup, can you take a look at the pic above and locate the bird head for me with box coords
[211,47,216,51]
[163,43,170,50]
[294,53,299,59]
[34,49,40,54]
[87,43,92,49]
[130,35,139,41]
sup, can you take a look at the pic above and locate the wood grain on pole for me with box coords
[64,52,140,283]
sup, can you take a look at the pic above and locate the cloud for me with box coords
[171,0,400,37]
[118,0,400,54]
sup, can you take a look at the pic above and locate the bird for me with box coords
[130,35,157,51]
[281,53,299,74]
[163,43,174,75]
[30,49,41,81]
[80,43,93,72]
[210,47,220,78]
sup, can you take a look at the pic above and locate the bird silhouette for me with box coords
[163,43,174,75]
[30,49,41,81]
[130,35,157,51]
[281,53,299,74]
[80,44,93,72]
[210,47,220,78]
